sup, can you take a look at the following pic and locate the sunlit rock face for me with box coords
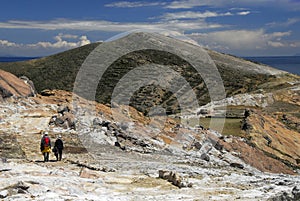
[0,70,36,100]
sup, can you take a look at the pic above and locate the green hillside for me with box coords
[0,43,100,93]
[0,33,294,115]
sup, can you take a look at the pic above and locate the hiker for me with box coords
[40,132,51,162]
[54,135,64,161]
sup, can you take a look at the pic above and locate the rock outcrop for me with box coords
[0,70,35,100]
[158,170,192,188]
[268,186,300,201]
[49,105,76,130]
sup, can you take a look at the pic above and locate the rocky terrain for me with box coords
[0,32,300,200]
[0,88,299,200]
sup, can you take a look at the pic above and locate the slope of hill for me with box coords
[0,42,100,93]
[0,32,296,115]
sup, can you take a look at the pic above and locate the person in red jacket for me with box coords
[40,132,51,162]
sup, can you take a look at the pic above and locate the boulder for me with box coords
[197,109,208,115]
[55,117,65,125]
[158,170,192,188]
[193,141,202,150]
[19,75,36,95]
[267,191,292,201]
[158,170,169,180]
[0,181,30,198]
[62,112,76,129]
[200,153,210,162]
[57,105,70,114]
[40,89,55,96]
[0,70,36,99]
[230,163,244,169]
[214,141,224,151]
[0,85,13,98]
[115,141,126,150]
[92,118,103,126]
[49,107,76,130]
[0,190,8,199]
[292,186,300,200]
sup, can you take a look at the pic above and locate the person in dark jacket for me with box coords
[40,132,51,162]
[54,135,64,161]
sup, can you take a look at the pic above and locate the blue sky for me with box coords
[0,0,299,56]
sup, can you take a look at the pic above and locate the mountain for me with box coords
[0,32,295,116]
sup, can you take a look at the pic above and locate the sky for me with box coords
[0,0,299,57]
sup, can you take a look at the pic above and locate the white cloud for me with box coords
[104,0,299,10]
[267,18,300,27]
[165,0,300,10]
[27,33,91,49]
[78,35,91,46]
[158,10,251,20]
[286,18,300,25]
[165,0,254,9]
[189,29,293,52]
[105,1,166,8]
[104,0,300,9]
[166,0,217,9]
[0,40,18,47]
[0,34,91,56]
[57,33,79,39]
[230,7,249,11]
[290,41,300,48]
[0,19,224,32]
[267,41,285,47]
[159,11,232,20]
[237,11,251,15]
[270,31,291,38]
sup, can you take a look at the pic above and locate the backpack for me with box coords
[44,137,50,146]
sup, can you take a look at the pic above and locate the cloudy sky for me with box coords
[0,0,299,57]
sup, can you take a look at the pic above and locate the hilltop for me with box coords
[0,32,294,115]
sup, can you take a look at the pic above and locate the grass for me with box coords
[183,117,243,136]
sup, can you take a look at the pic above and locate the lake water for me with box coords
[244,56,300,75]
[0,57,39,62]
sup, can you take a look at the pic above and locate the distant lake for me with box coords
[0,57,39,62]
[244,56,300,75]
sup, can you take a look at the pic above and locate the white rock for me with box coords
[0,190,8,198]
